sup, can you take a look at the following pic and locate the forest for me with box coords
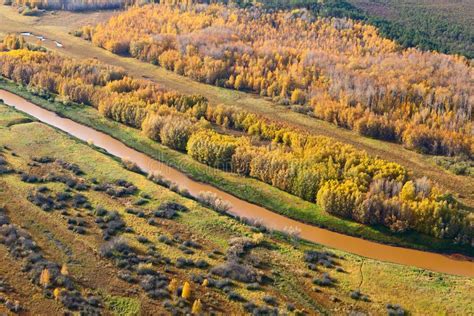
[0,39,472,246]
[77,4,473,159]
[239,0,474,59]
[347,0,474,59]
[5,0,473,58]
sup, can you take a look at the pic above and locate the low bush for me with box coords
[158,235,172,245]
[196,191,231,213]
[312,273,335,287]
[20,173,39,183]
[194,260,209,269]
[122,159,142,174]
[154,201,188,219]
[210,262,257,283]
[55,159,83,175]
[228,291,245,302]
[99,237,132,258]
[386,304,407,316]
[263,295,278,306]
[304,250,337,269]
[350,289,369,301]
[175,257,194,269]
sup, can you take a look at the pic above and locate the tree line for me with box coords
[0,43,471,245]
[78,4,473,159]
[9,0,142,11]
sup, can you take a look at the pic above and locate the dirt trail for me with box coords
[0,6,472,207]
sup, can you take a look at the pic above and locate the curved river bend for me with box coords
[1,90,473,277]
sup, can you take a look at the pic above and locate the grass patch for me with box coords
[104,296,140,316]
[433,156,474,177]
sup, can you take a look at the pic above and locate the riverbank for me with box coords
[1,103,473,314]
[1,80,472,259]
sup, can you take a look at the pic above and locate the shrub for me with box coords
[99,238,131,258]
[5,300,21,313]
[195,260,209,269]
[55,159,83,175]
[286,303,295,312]
[158,235,172,245]
[226,237,256,260]
[21,173,39,183]
[350,290,369,301]
[303,250,336,268]
[133,198,148,206]
[137,236,149,244]
[182,240,200,249]
[386,304,407,316]
[21,7,43,16]
[210,262,257,283]
[262,295,277,306]
[243,302,257,313]
[154,201,188,219]
[228,291,245,302]
[122,158,142,173]
[175,258,194,269]
[196,191,231,213]
[312,273,334,287]
[246,283,261,291]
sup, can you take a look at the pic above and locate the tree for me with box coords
[290,88,305,104]
[60,264,69,276]
[182,281,191,299]
[234,75,243,90]
[160,117,194,151]
[400,181,416,201]
[53,288,62,300]
[83,4,473,159]
[142,114,166,141]
[316,180,362,219]
[192,299,202,314]
[168,278,178,294]
[187,130,241,170]
[40,268,51,288]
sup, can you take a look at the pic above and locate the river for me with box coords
[0,89,473,277]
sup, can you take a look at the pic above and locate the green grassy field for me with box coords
[0,5,471,209]
[0,102,473,315]
[1,80,472,256]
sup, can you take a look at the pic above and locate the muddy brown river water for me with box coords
[1,89,473,277]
